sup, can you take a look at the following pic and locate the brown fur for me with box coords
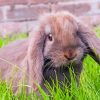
[0,11,100,94]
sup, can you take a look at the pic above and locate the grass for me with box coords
[0,33,27,48]
[95,26,100,37]
[0,29,100,100]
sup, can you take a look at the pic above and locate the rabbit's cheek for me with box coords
[43,46,52,57]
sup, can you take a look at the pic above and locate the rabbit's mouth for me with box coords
[43,50,83,68]
[43,58,75,69]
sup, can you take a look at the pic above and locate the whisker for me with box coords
[44,61,52,68]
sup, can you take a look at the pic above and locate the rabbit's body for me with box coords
[0,39,28,92]
[0,11,100,94]
[0,39,83,93]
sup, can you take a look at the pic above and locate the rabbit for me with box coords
[27,11,100,93]
[0,11,100,94]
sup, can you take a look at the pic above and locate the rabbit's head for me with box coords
[37,12,87,67]
[27,11,100,92]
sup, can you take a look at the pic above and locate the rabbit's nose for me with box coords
[64,50,76,60]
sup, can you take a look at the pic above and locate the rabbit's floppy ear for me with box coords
[27,30,46,92]
[77,21,100,64]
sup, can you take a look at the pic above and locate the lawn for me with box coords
[0,29,100,100]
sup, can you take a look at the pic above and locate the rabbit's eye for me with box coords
[47,33,53,41]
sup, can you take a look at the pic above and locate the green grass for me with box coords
[0,31,100,100]
[0,33,27,48]
[95,26,100,37]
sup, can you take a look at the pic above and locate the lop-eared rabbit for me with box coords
[0,11,100,94]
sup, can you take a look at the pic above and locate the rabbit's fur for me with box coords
[0,11,100,93]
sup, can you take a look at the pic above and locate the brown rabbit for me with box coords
[0,11,100,94]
